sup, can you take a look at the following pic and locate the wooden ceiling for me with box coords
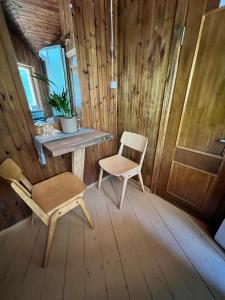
[3,0,62,52]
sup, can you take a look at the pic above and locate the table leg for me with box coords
[72,147,85,180]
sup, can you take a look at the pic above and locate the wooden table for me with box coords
[43,129,113,180]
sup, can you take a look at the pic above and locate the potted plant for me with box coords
[31,73,78,133]
[47,90,78,133]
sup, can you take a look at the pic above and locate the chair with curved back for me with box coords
[0,158,94,267]
[98,131,148,208]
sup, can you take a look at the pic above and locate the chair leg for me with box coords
[98,167,103,190]
[119,176,128,209]
[42,212,59,268]
[79,198,95,229]
[30,212,35,227]
[138,172,145,192]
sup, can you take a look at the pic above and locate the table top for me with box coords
[43,128,113,156]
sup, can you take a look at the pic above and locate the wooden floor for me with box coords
[0,177,225,300]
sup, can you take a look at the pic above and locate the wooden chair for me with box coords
[98,131,148,208]
[0,159,94,267]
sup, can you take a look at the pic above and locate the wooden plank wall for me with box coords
[3,0,62,52]
[0,5,71,230]
[117,0,178,188]
[59,0,118,183]
[0,0,117,230]
[1,0,217,230]
[10,32,51,116]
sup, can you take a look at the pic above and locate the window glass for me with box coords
[68,49,82,119]
[39,45,68,116]
[220,0,225,7]
[18,65,39,111]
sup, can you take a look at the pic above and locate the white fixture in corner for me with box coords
[215,219,225,250]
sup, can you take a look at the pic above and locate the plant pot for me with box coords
[60,117,78,133]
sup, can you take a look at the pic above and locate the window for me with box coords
[39,45,68,116]
[67,48,83,119]
[18,64,39,111]
[220,0,225,7]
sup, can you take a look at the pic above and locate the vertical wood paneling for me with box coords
[118,0,177,188]
[151,0,188,192]
[0,0,118,230]
[60,0,118,183]
[0,5,71,230]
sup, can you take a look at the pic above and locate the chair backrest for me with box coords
[0,159,48,224]
[118,131,148,166]
[0,158,22,182]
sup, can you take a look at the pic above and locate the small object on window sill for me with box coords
[34,123,61,136]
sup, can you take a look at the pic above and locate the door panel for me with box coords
[178,9,225,156]
[158,7,225,220]
[167,162,215,209]
[174,147,222,174]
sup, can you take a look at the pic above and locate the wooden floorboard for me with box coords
[63,210,85,300]
[148,192,225,300]
[93,184,130,300]
[19,224,47,300]
[117,179,211,300]
[0,224,40,300]
[0,177,225,300]
[41,215,70,300]
[83,188,108,300]
[103,179,152,300]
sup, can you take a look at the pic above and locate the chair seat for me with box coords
[99,154,139,176]
[32,172,86,214]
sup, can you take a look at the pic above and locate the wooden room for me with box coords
[0,0,225,299]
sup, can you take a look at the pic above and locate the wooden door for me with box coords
[157,7,225,221]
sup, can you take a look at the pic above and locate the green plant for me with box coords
[47,90,72,118]
[31,72,73,118]
[31,72,56,87]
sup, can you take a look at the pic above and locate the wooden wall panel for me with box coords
[0,0,117,230]
[59,0,118,183]
[3,0,62,52]
[117,0,177,188]
[0,4,71,230]
[10,32,51,116]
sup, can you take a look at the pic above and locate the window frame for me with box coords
[18,63,43,111]
[66,48,83,119]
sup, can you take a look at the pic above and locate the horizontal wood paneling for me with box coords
[117,0,177,188]
[3,0,61,52]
